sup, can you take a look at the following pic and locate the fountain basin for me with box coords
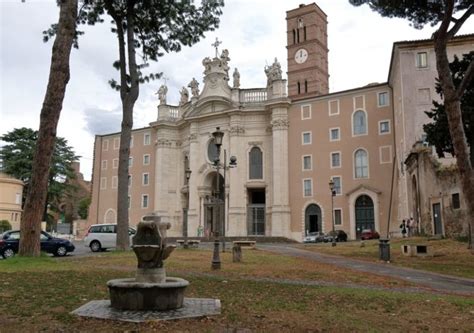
[107,277,189,311]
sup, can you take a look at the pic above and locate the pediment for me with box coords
[345,184,382,197]
[185,97,236,118]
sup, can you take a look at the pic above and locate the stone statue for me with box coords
[220,49,230,78]
[156,84,168,105]
[188,78,200,97]
[179,86,189,105]
[202,57,212,76]
[264,57,283,86]
[233,68,240,88]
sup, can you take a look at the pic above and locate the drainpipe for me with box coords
[416,152,422,234]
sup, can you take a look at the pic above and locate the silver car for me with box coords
[84,224,136,252]
[303,231,325,243]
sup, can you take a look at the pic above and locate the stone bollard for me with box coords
[232,244,242,262]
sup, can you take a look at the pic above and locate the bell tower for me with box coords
[286,3,329,100]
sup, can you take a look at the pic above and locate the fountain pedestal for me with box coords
[107,215,189,311]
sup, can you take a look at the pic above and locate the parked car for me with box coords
[323,230,348,243]
[303,231,325,243]
[360,229,380,240]
[84,224,137,252]
[0,230,75,259]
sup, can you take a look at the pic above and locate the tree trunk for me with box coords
[19,0,78,256]
[434,35,474,252]
[114,1,139,251]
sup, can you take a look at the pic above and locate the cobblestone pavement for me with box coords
[259,244,474,296]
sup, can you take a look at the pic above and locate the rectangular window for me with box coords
[452,193,460,209]
[143,154,150,165]
[328,99,339,116]
[334,209,342,226]
[303,179,312,197]
[416,52,428,68]
[330,128,340,141]
[379,120,390,134]
[301,104,311,120]
[101,160,107,170]
[331,152,341,168]
[100,177,107,190]
[332,176,341,195]
[102,139,109,151]
[113,137,120,150]
[128,196,131,209]
[144,133,151,145]
[302,131,312,145]
[143,173,149,186]
[128,175,132,187]
[15,193,21,205]
[130,136,134,148]
[111,176,118,189]
[142,194,149,208]
[129,157,133,167]
[378,92,389,107]
[112,158,119,169]
[303,155,312,171]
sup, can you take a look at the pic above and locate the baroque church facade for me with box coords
[87,3,473,241]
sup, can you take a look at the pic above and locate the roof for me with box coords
[387,33,474,84]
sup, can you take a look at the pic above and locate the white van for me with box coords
[84,224,136,252]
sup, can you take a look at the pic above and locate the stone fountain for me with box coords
[107,214,189,311]
[72,213,220,322]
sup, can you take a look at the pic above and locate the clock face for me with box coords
[295,48,308,64]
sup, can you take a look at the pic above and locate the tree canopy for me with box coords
[0,127,79,213]
[424,52,474,164]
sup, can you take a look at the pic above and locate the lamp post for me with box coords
[222,149,237,252]
[183,168,192,249]
[328,179,336,247]
[211,127,224,270]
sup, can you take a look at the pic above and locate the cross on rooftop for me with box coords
[211,37,222,58]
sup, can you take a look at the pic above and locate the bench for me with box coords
[232,240,256,249]
[401,244,431,257]
[176,239,201,248]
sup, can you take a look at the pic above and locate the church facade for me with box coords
[87,3,473,241]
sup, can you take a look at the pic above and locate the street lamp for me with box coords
[211,127,224,270]
[183,168,192,249]
[328,178,336,247]
[222,150,237,252]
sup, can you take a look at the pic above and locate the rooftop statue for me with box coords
[179,86,189,105]
[264,57,282,86]
[188,78,200,98]
[233,68,240,88]
[156,84,168,105]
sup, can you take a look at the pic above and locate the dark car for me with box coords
[0,230,75,259]
[323,230,348,243]
[360,229,380,240]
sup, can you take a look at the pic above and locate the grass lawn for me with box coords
[0,248,473,332]
[300,237,474,279]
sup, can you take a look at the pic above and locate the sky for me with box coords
[1,0,473,181]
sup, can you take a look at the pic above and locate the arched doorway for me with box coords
[305,204,322,234]
[203,172,225,237]
[355,195,374,238]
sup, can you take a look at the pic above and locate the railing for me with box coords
[239,89,267,104]
[158,105,181,121]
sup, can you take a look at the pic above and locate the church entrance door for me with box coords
[355,195,374,238]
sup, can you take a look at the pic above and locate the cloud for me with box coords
[83,107,122,135]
